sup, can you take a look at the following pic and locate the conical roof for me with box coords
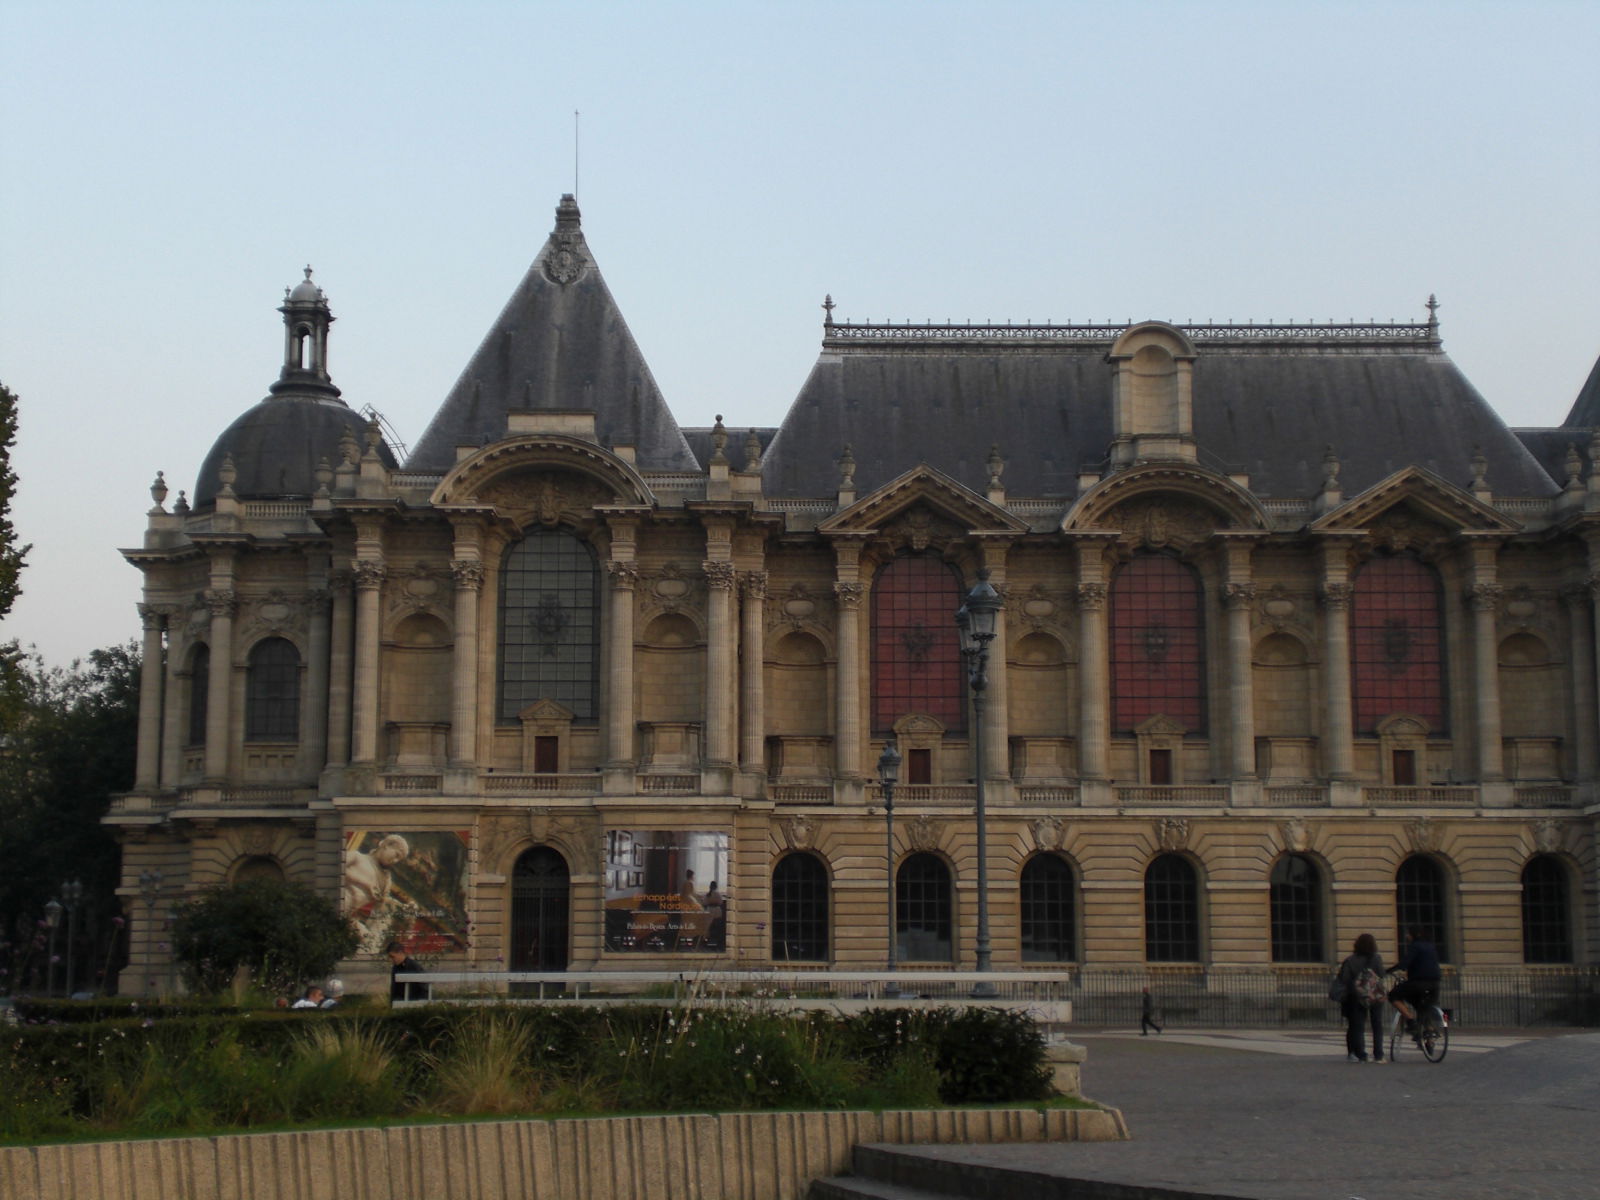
[1562,351,1600,429]
[405,195,697,473]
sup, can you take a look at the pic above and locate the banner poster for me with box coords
[603,829,730,953]
[342,829,470,955]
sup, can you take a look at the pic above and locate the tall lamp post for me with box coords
[43,898,63,996]
[60,880,83,998]
[877,740,901,998]
[957,568,1002,998]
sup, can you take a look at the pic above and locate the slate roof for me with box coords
[1562,352,1600,429]
[405,196,698,474]
[759,322,1559,501]
[195,394,396,506]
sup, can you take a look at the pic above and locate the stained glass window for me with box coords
[499,530,600,721]
[1352,556,1446,733]
[871,556,965,733]
[1111,555,1206,733]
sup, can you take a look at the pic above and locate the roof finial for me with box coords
[822,294,835,328]
[149,470,168,510]
[710,414,728,466]
[987,444,1005,489]
[1425,294,1440,341]
[838,444,856,490]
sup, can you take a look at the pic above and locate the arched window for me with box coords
[1020,854,1076,963]
[871,555,965,733]
[1269,854,1324,962]
[897,852,953,962]
[1521,855,1571,964]
[1395,855,1449,963]
[1111,554,1206,733]
[511,846,570,971]
[187,644,210,746]
[245,638,300,742]
[1352,556,1446,733]
[499,529,600,722]
[1145,854,1200,962]
[231,856,284,884]
[771,852,829,962]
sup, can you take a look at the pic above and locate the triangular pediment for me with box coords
[817,463,1029,539]
[518,699,575,724]
[1310,466,1517,536]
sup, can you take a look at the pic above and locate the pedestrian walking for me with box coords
[1336,932,1386,1062]
[1140,986,1163,1035]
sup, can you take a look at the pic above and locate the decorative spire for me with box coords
[710,414,729,466]
[822,294,835,328]
[1425,294,1441,345]
[271,265,340,398]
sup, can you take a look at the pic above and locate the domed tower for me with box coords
[193,268,395,506]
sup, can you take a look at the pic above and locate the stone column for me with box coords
[1224,579,1258,779]
[449,556,484,766]
[1563,583,1597,781]
[325,570,354,768]
[740,570,768,776]
[1318,541,1355,779]
[704,560,737,768]
[833,579,864,781]
[202,558,236,782]
[303,588,331,775]
[350,560,385,765]
[134,604,165,790]
[605,560,638,770]
[1074,540,1110,780]
[159,618,184,788]
[1467,570,1505,781]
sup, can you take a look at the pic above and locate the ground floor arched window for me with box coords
[511,846,569,971]
[897,853,952,962]
[1269,854,1324,962]
[1395,855,1449,962]
[1521,855,1571,964]
[771,852,829,961]
[1020,854,1076,962]
[1145,854,1200,962]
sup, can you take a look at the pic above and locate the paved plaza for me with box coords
[910,1026,1600,1199]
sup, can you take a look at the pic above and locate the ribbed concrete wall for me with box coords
[0,1106,1127,1200]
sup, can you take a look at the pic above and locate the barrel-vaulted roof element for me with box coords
[405,195,698,474]
[759,317,1559,500]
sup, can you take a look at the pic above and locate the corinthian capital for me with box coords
[741,570,768,601]
[451,560,485,590]
[1075,582,1106,612]
[703,560,737,590]
[204,588,238,619]
[833,581,864,610]
[1466,582,1503,612]
[1318,582,1352,611]
[607,560,639,589]
[1223,582,1257,611]
[137,603,167,632]
[351,561,387,591]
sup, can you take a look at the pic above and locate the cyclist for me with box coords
[1388,925,1442,1032]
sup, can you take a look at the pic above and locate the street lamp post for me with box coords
[60,879,83,998]
[877,740,901,998]
[957,568,1003,998]
[43,898,63,996]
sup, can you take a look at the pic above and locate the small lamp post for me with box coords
[60,879,83,998]
[957,568,1003,998]
[877,739,902,998]
[43,898,63,997]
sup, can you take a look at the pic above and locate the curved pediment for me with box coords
[817,463,1029,544]
[430,435,654,521]
[1065,463,1269,541]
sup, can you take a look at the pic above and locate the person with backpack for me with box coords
[1336,933,1387,1062]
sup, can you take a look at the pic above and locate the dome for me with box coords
[286,268,324,304]
[193,395,396,507]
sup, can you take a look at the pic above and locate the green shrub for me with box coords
[170,880,359,997]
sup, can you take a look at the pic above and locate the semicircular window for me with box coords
[499,530,600,722]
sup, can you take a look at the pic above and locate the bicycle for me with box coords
[1386,971,1449,1063]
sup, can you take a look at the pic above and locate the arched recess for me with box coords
[1499,631,1561,737]
[1009,631,1073,738]
[430,435,654,512]
[1063,463,1269,537]
[510,846,570,971]
[771,851,830,962]
[765,629,832,780]
[637,611,705,770]
[383,611,452,764]
[230,855,286,884]
[1252,630,1315,740]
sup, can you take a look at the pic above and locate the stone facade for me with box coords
[108,197,1599,995]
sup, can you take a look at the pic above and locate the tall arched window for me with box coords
[1145,854,1200,962]
[771,852,829,962]
[871,555,965,733]
[1352,555,1446,733]
[511,846,570,971]
[499,529,600,722]
[187,644,210,746]
[1020,854,1076,962]
[1111,554,1206,733]
[897,852,953,962]
[1395,855,1449,962]
[1269,854,1324,962]
[1521,855,1571,964]
[245,637,300,742]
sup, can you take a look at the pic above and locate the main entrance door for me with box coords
[510,846,570,970]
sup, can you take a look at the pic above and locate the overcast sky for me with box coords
[3,1,1597,669]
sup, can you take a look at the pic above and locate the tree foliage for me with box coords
[171,879,360,997]
[0,644,138,993]
[0,383,32,720]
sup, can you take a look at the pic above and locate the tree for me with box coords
[0,644,139,994]
[0,383,32,721]
[171,879,359,997]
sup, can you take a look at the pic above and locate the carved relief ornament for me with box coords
[1109,499,1215,553]
[1156,817,1190,852]
[780,815,815,851]
[906,815,942,853]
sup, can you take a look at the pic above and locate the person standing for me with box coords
[1140,986,1162,1035]
[386,941,428,1003]
[1337,933,1386,1062]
